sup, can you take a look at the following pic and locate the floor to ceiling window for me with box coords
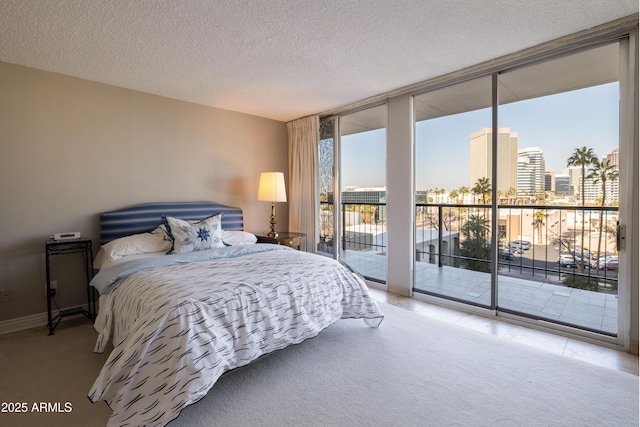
[413,41,624,337]
[318,21,636,348]
[338,105,387,282]
[496,43,621,335]
[414,76,493,306]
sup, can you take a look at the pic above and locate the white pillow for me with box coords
[221,230,257,246]
[163,214,225,254]
[98,232,172,264]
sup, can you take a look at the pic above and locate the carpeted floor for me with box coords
[0,302,638,427]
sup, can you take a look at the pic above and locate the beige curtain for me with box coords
[287,115,319,252]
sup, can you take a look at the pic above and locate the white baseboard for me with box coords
[0,304,91,335]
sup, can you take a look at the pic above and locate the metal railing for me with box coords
[320,201,619,290]
[416,203,619,290]
[319,201,388,255]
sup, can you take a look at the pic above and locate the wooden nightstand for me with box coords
[256,232,306,250]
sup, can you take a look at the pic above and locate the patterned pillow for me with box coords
[162,214,225,254]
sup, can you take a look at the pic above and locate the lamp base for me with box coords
[268,202,278,238]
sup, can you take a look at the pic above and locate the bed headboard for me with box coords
[100,201,244,245]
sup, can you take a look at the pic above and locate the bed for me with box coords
[88,202,384,427]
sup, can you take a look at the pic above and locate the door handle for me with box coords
[616,221,625,251]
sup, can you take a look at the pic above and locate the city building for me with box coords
[545,170,555,192]
[565,166,583,196]
[517,147,546,194]
[581,175,620,204]
[339,187,387,204]
[469,128,518,192]
[554,174,571,195]
[606,148,620,169]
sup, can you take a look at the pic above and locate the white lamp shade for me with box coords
[257,172,287,202]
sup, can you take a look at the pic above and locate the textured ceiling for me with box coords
[0,1,637,122]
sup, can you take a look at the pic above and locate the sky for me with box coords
[340,82,619,191]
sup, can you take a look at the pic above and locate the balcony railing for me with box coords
[320,201,619,291]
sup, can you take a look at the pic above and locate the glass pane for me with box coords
[497,43,620,335]
[318,118,336,256]
[339,105,387,282]
[414,76,493,306]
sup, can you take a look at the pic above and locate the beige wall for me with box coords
[0,62,288,322]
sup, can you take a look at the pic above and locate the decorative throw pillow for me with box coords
[162,214,225,254]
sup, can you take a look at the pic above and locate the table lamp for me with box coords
[257,172,287,237]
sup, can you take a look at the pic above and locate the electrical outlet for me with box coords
[46,280,58,297]
[0,289,12,303]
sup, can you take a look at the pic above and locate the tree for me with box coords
[506,187,518,205]
[586,158,619,275]
[471,177,491,205]
[567,146,597,205]
[449,189,459,204]
[458,186,470,204]
[532,210,545,244]
[567,147,597,273]
[460,214,491,273]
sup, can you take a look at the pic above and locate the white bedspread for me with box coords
[88,245,383,427]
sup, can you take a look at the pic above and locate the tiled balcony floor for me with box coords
[341,249,617,334]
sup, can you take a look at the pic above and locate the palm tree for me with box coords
[567,146,597,206]
[532,210,545,245]
[567,147,597,271]
[426,188,434,203]
[471,177,491,205]
[506,187,518,205]
[458,186,470,204]
[449,189,459,204]
[460,214,491,273]
[587,159,619,275]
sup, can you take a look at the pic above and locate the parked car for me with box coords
[558,255,591,269]
[568,246,591,258]
[558,255,577,268]
[512,240,531,250]
[595,254,618,264]
[500,248,516,260]
[574,260,593,270]
[509,242,524,254]
[599,260,618,271]
[562,249,591,260]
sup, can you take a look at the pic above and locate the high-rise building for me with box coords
[565,166,582,195]
[605,148,619,170]
[545,170,555,192]
[469,128,518,192]
[581,177,619,203]
[581,149,620,203]
[517,147,546,193]
[555,174,571,195]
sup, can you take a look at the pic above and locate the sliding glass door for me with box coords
[414,76,493,306]
[496,43,621,335]
[413,40,625,336]
[338,105,387,282]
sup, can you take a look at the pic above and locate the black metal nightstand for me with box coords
[45,238,95,335]
[255,232,306,250]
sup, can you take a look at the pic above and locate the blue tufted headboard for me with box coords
[99,201,244,245]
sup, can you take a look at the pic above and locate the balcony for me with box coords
[320,202,619,335]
